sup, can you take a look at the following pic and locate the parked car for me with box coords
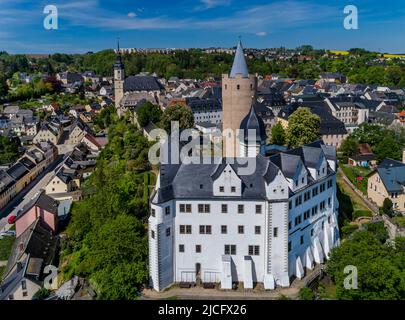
[7,215,16,224]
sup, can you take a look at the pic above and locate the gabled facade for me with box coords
[15,192,59,237]
[33,123,61,145]
[367,156,405,212]
[149,141,339,291]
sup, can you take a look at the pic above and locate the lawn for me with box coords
[337,171,373,237]
[0,236,15,260]
[337,171,370,213]
[339,164,370,195]
[0,266,5,278]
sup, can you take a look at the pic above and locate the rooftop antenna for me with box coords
[117,37,120,53]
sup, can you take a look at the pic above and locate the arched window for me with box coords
[237,84,240,90]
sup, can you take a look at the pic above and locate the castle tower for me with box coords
[222,40,257,157]
[114,40,125,117]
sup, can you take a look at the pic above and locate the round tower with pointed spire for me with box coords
[114,39,125,117]
[222,40,257,157]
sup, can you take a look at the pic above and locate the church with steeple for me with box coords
[113,41,125,117]
[113,41,164,118]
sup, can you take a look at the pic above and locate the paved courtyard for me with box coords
[142,265,323,300]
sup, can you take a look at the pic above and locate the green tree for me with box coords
[326,230,405,300]
[160,104,194,133]
[270,122,286,145]
[33,288,51,300]
[285,107,321,148]
[352,123,383,146]
[339,136,358,158]
[298,287,315,300]
[0,136,20,165]
[136,102,162,128]
[380,198,394,217]
[0,74,8,97]
[373,132,403,162]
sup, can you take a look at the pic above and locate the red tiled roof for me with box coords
[397,110,405,122]
[357,143,373,155]
[83,133,101,148]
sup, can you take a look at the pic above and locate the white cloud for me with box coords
[200,0,231,9]
[0,0,339,36]
[256,32,267,37]
[195,1,339,32]
[194,0,232,11]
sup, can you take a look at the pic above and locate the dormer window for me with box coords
[231,186,236,193]
[219,186,224,192]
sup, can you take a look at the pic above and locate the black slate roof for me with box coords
[2,218,57,282]
[0,169,15,195]
[187,98,222,113]
[279,101,348,135]
[124,76,164,92]
[240,105,267,143]
[152,140,333,204]
[16,191,59,222]
[6,162,29,180]
[375,159,405,193]
[19,157,36,170]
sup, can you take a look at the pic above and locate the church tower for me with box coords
[114,40,125,117]
[222,40,257,157]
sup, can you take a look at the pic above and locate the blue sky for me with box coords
[1,0,405,53]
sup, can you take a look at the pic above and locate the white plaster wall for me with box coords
[173,199,266,284]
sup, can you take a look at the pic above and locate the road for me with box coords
[0,155,65,232]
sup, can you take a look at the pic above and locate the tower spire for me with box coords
[230,39,249,78]
[114,37,124,70]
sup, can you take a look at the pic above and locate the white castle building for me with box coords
[148,41,340,291]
